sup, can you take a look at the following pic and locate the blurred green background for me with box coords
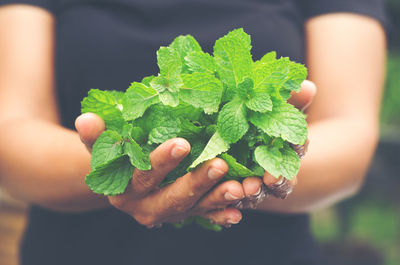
[311,1,400,265]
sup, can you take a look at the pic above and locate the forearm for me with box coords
[258,116,378,213]
[0,117,109,212]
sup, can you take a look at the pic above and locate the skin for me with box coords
[0,5,386,226]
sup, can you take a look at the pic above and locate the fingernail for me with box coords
[224,192,240,201]
[171,143,189,159]
[228,219,240,224]
[274,177,284,185]
[208,167,225,180]
[252,187,262,196]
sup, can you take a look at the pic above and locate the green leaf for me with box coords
[85,156,134,196]
[245,90,272,113]
[259,51,277,64]
[170,35,202,73]
[111,90,124,103]
[189,132,229,169]
[124,137,151,171]
[180,73,223,114]
[150,75,183,93]
[156,46,182,77]
[90,130,124,170]
[236,78,253,99]
[139,105,181,144]
[150,75,182,107]
[254,145,282,178]
[213,28,253,100]
[178,119,204,140]
[282,61,307,93]
[220,153,258,180]
[249,100,308,145]
[130,126,146,144]
[251,57,290,93]
[280,143,300,180]
[170,103,203,121]
[81,89,124,131]
[217,99,249,144]
[194,216,222,231]
[122,82,159,121]
[158,90,180,107]
[148,119,181,144]
[185,51,216,74]
[141,75,156,87]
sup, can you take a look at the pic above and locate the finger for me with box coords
[204,208,242,227]
[263,173,297,199]
[193,180,244,213]
[75,113,105,152]
[156,158,228,216]
[288,80,316,111]
[292,139,310,159]
[127,138,190,198]
[242,177,263,198]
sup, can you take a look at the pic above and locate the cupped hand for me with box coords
[75,114,245,227]
[239,80,317,207]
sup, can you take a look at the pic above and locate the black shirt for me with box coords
[0,0,387,264]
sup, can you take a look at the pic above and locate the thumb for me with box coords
[75,113,105,152]
[288,80,317,111]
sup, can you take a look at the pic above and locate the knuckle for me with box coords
[192,179,210,193]
[108,196,127,210]
[134,215,157,227]
[132,171,154,191]
[165,189,188,213]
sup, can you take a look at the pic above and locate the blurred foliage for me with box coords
[380,53,400,127]
[312,201,400,265]
[380,0,400,129]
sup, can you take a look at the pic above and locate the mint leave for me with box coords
[220,153,259,180]
[85,156,134,196]
[280,143,301,180]
[156,46,182,77]
[251,57,290,95]
[81,89,124,131]
[185,51,216,74]
[189,132,229,169]
[124,136,151,171]
[90,130,124,170]
[254,145,283,178]
[214,28,253,101]
[249,100,308,145]
[122,82,159,121]
[259,51,277,63]
[81,28,309,230]
[217,98,249,144]
[282,61,308,93]
[180,72,223,114]
[170,35,202,73]
[245,90,272,113]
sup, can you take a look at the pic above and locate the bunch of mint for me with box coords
[81,28,308,206]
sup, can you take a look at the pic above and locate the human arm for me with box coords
[0,4,109,211]
[243,13,386,213]
[0,4,246,225]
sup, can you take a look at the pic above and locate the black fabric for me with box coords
[21,206,320,265]
[298,0,388,29]
[0,0,387,264]
[0,0,57,13]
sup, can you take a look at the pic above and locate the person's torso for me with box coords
[22,1,320,265]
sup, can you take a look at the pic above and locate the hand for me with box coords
[75,114,245,227]
[237,80,317,208]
